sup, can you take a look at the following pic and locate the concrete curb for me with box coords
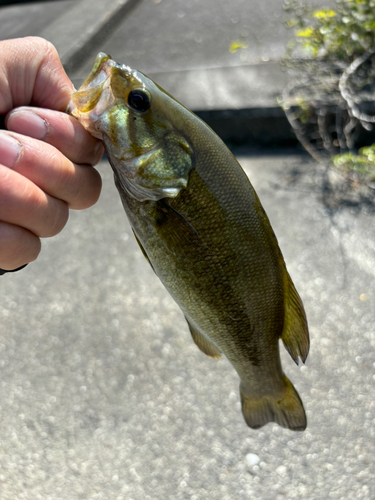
[39,0,140,74]
[195,107,297,147]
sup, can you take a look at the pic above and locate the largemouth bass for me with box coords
[68,53,310,431]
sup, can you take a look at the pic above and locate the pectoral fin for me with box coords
[154,200,204,258]
[281,272,309,365]
[185,317,221,359]
[132,230,156,273]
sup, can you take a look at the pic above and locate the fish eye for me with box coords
[128,90,151,112]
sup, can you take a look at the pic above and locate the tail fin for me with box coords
[240,375,306,431]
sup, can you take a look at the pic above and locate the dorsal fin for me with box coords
[185,317,221,359]
[281,272,309,365]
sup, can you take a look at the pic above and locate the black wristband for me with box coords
[0,264,28,275]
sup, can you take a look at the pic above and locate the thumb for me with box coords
[0,36,73,114]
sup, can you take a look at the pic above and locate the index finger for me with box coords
[6,107,104,167]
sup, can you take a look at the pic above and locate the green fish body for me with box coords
[68,53,309,431]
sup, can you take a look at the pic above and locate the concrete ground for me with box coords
[0,0,374,499]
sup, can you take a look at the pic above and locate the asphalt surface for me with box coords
[1,152,374,500]
[0,0,375,499]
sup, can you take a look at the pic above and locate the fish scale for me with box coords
[68,53,310,431]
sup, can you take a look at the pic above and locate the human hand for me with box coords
[0,37,103,271]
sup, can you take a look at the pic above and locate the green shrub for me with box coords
[283,0,375,181]
[285,0,375,62]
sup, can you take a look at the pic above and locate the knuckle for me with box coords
[30,36,59,61]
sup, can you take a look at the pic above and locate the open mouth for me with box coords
[66,54,115,116]
[81,53,114,89]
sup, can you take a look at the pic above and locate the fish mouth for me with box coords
[66,56,116,139]
[77,53,128,93]
[67,53,144,140]
[66,54,114,116]
[69,52,140,103]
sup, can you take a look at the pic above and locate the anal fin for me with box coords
[185,317,221,359]
[281,272,310,365]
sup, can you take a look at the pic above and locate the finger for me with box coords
[0,164,69,238]
[0,221,41,270]
[0,131,102,210]
[6,107,104,166]
[0,37,73,114]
